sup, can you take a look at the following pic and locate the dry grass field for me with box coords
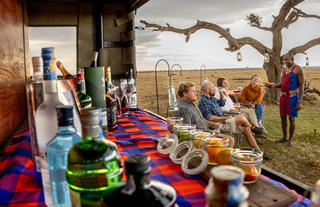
[136,68,320,186]
[136,68,320,116]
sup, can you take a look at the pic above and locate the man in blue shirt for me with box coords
[199,81,272,160]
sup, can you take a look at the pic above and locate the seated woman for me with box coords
[214,77,265,134]
[238,74,265,129]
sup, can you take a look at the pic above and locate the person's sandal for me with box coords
[287,140,293,147]
[263,152,273,161]
[275,138,288,143]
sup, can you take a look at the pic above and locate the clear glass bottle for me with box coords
[102,154,177,207]
[168,85,178,111]
[46,106,81,207]
[311,179,320,207]
[105,66,118,131]
[35,79,64,206]
[67,108,123,206]
[27,56,44,187]
[76,68,92,109]
[126,68,137,109]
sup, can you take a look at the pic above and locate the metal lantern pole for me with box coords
[154,59,170,115]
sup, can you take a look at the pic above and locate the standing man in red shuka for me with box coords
[267,53,304,146]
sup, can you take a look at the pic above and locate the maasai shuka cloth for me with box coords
[0,109,311,206]
[280,64,300,117]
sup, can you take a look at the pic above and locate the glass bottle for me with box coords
[27,56,44,187]
[126,68,137,109]
[168,85,178,111]
[105,66,118,131]
[67,108,123,206]
[46,106,81,207]
[102,154,177,207]
[90,51,98,67]
[35,80,64,206]
[76,68,92,108]
[311,179,320,207]
[56,60,73,78]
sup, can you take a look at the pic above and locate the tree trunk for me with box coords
[263,56,282,101]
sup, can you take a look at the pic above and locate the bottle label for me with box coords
[40,156,53,206]
[107,105,117,127]
[101,110,108,126]
[70,188,81,207]
[127,92,137,108]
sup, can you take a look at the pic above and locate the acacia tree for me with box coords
[141,0,320,100]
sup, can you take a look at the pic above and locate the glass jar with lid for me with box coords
[231,149,263,184]
[202,136,229,165]
[157,134,179,155]
[167,117,183,134]
[191,131,213,149]
[174,124,196,143]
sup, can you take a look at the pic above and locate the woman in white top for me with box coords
[214,78,266,133]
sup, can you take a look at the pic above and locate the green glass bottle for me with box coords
[76,68,92,109]
[66,108,123,206]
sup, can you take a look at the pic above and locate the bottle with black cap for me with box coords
[46,105,82,207]
[103,154,177,207]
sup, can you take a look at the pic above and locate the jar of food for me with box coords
[174,124,196,143]
[202,137,229,165]
[231,149,263,184]
[190,131,213,149]
[167,117,183,134]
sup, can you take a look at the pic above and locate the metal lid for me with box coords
[169,141,193,164]
[157,134,178,155]
[82,124,100,137]
[125,154,151,175]
[181,149,208,175]
[80,107,101,125]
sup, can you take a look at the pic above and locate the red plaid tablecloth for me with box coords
[0,109,311,207]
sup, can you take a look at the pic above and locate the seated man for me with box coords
[238,74,265,128]
[174,82,234,148]
[215,77,266,134]
[198,81,272,160]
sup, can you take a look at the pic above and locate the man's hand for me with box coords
[214,122,223,128]
[295,102,302,111]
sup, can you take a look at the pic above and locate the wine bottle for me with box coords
[56,61,73,78]
[103,154,177,207]
[105,67,118,131]
[90,51,99,67]
[67,108,123,206]
[46,106,81,207]
[76,68,92,108]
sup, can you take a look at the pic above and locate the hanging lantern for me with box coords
[237,51,242,62]
[306,56,309,66]
[264,52,270,63]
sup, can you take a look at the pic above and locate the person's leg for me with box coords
[223,134,234,148]
[241,108,258,127]
[255,103,264,126]
[242,127,261,151]
[288,117,296,146]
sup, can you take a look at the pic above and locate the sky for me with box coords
[135,0,320,71]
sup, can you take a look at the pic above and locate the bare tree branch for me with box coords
[294,7,320,19]
[141,20,270,55]
[288,38,320,55]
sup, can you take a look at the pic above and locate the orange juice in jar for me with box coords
[191,131,213,149]
[202,137,229,165]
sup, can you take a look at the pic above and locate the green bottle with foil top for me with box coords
[66,108,123,206]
